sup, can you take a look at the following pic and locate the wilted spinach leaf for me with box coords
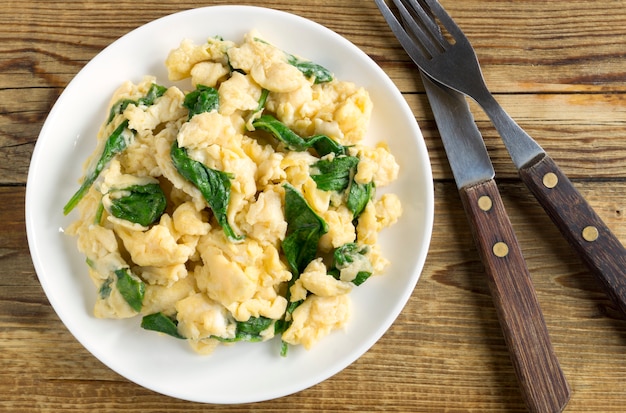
[252,114,346,157]
[141,312,185,339]
[332,243,373,286]
[287,54,333,84]
[98,277,113,299]
[64,120,135,215]
[170,140,242,241]
[213,316,274,343]
[108,183,167,226]
[115,268,145,312]
[107,83,167,124]
[311,156,359,192]
[347,180,374,219]
[282,184,328,275]
[183,84,219,120]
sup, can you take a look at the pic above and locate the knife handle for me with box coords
[519,154,626,317]
[459,178,570,413]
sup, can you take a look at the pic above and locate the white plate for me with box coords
[25,5,433,404]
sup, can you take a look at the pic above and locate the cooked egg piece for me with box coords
[281,294,351,350]
[176,292,236,340]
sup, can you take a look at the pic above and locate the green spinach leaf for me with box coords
[311,156,359,192]
[141,312,185,339]
[252,114,346,157]
[183,84,219,120]
[63,120,135,215]
[107,83,167,124]
[347,180,374,219]
[309,154,374,219]
[107,99,135,124]
[282,184,328,275]
[332,243,373,286]
[98,277,113,299]
[213,316,273,343]
[275,183,330,358]
[138,83,168,106]
[108,183,167,226]
[287,54,333,84]
[170,140,242,241]
[250,37,332,84]
[351,271,373,287]
[114,268,145,312]
[256,88,269,112]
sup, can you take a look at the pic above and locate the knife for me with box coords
[421,73,571,413]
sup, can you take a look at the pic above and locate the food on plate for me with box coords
[63,30,402,355]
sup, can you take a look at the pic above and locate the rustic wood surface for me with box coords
[3,0,626,411]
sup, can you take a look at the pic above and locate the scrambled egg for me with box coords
[66,30,402,355]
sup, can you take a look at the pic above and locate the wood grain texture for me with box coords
[520,154,626,318]
[3,0,626,411]
[459,179,570,413]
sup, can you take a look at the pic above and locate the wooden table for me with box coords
[3,1,626,411]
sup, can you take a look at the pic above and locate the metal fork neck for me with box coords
[477,92,544,170]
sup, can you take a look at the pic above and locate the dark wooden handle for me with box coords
[459,179,570,413]
[519,154,626,317]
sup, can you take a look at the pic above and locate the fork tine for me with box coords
[376,0,484,93]
[403,0,447,45]
[374,0,430,64]
[419,0,467,45]
[390,0,445,58]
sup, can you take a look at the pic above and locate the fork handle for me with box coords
[519,154,626,317]
[459,178,570,413]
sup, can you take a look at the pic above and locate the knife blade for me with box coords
[421,73,571,413]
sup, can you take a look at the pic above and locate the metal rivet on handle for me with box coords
[478,195,493,211]
[582,226,599,242]
[543,172,559,189]
[493,242,509,258]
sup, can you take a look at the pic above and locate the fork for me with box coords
[376,0,544,167]
[375,0,626,327]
